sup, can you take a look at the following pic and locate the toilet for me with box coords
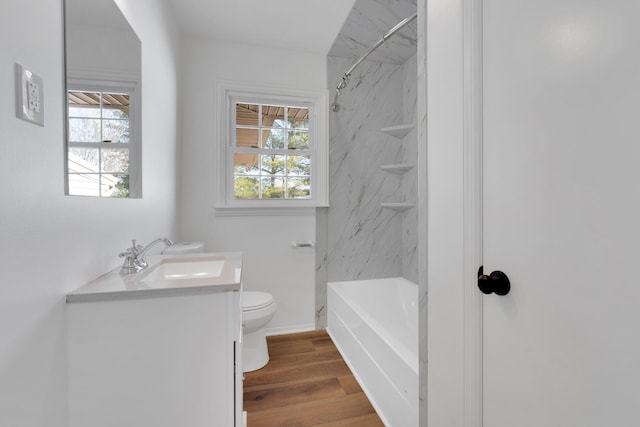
[162,241,276,372]
[242,291,276,372]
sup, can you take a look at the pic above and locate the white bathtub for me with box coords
[327,277,418,427]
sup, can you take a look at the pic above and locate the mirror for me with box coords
[64,0,142,198]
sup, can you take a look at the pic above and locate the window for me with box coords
[217,83,328,212]
[65,81,140,198]
[233,103,311,200]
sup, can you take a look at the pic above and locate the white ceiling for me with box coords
[164,0,358,55]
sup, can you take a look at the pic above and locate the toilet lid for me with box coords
[243,291,274,311]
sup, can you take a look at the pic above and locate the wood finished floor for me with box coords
[243,330,384,427]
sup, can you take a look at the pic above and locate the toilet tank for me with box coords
[162,241,205,255]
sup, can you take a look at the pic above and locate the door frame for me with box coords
[462,0,484,425]
[424,0,484,425]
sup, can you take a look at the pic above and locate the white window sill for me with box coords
[214,204,328,217]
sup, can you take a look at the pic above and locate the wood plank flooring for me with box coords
[243,330,384,427]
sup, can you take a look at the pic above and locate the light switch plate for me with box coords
[15,63,44,126]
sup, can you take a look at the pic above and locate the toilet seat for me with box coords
[243,291,274,311]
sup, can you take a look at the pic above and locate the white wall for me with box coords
[0,0,181,425]
[179,38,326,333]
[66,24,140,75]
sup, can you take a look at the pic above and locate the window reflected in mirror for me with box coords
[67,90,131,197]
[64,0,141,197]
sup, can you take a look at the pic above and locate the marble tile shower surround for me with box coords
[416,4,427,421]
[316,0,418,328]
[328,57,404,282]
[316,54,417,327]
[328,0,417,65]
[402,53,418,284]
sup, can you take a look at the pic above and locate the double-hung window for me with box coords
[66,80,140,198]
[217,83,328,212]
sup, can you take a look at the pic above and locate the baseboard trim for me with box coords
[265,323,316,336]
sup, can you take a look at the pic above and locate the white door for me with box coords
[482,0,640,425]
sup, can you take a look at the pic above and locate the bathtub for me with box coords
[327,277,418,427]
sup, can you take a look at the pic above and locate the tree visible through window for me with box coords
[233,103,311,200]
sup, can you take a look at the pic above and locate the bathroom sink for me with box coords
[137,255,231,287]
[144,256,225,281]
[66,252,242,303]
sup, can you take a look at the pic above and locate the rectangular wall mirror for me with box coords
[64,0,142,198]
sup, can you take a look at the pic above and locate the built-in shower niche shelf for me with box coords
[381,124,414,139]
[381,163,414,174]
[381,202,414,211]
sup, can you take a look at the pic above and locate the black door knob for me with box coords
[477,266,510,296]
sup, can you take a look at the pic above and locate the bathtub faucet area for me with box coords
[118,237,174,275]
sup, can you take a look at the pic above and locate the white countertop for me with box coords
[66,252,242,303]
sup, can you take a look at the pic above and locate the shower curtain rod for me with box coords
[332,12,418,112]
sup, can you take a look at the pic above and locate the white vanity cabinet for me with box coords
[67,252,244,427]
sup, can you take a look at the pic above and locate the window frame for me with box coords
[65,73,141,198]
[215,81,329,214]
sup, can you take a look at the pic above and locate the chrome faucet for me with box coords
[119,237,174,275]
